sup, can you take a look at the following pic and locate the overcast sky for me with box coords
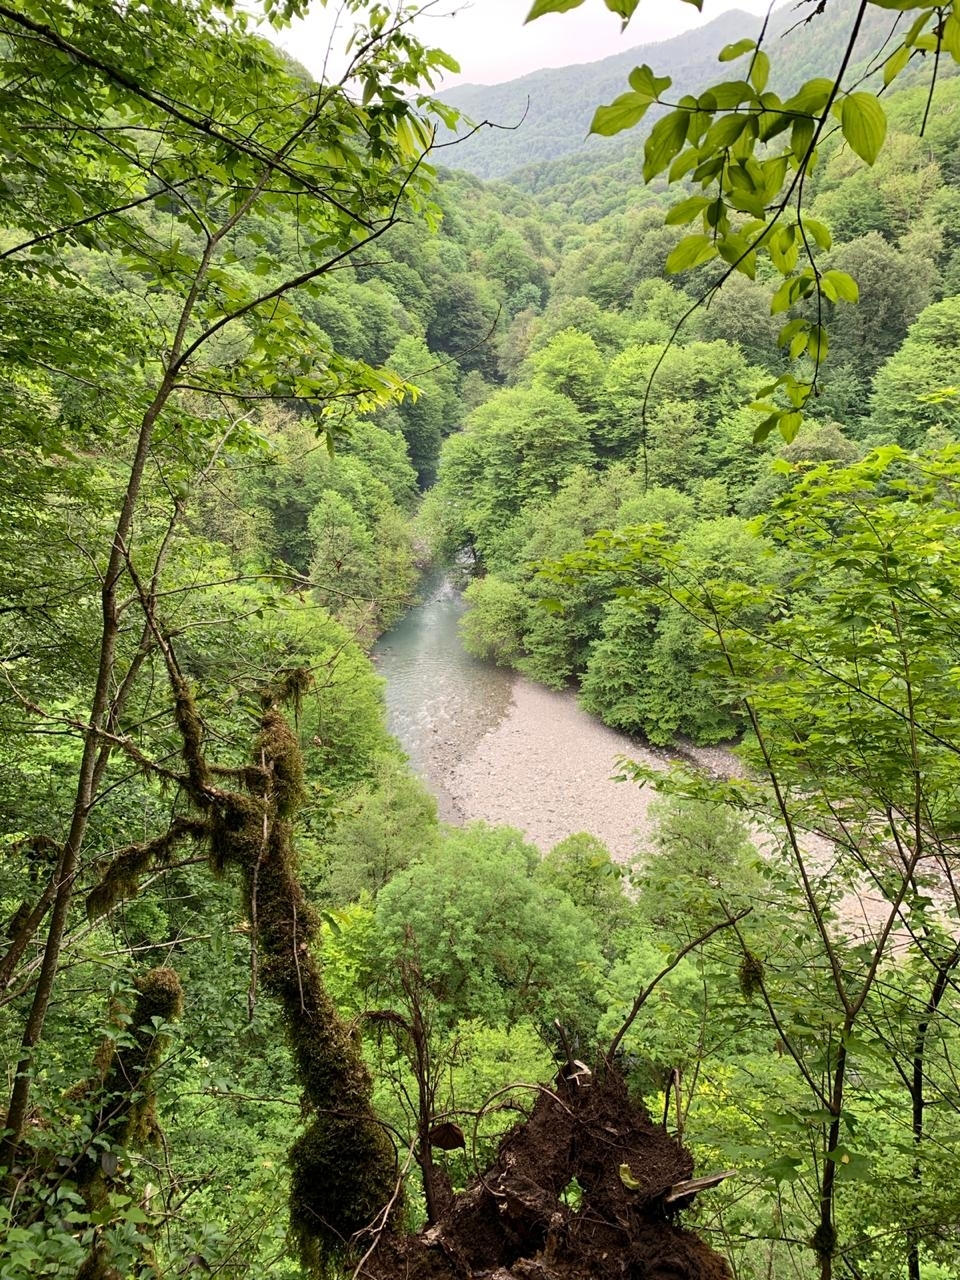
[276,0,774,88]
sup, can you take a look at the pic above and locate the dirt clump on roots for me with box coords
[366,1065,730,1280]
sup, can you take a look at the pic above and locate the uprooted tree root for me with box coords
[365,1065,730,1280]
[86,670,730,1279]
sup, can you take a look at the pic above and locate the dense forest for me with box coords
[3,2,960,1280]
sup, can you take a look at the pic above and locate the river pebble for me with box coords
[438,676,682,863]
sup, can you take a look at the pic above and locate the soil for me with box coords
[364,1065,730,1280]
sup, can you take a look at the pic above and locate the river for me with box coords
[373,572,727,863]
[373,575,891,930]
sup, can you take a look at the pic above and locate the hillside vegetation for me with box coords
[3,2,960,1280]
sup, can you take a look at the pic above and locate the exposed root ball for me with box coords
[365,1067,731,1280]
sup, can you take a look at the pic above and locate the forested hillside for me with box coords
[4,2,960,1280]
[439,0,912,182]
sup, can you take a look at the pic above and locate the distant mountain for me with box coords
[438,9,758,181]
[438,0,900,183]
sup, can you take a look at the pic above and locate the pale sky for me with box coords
[276,0,775,88]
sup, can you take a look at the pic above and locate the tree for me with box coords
[597,339,762,461]
[522,328,606,415]
[870,297,960,444]
[384,333,461,486]
[554,446,960,1280]
[426,385,593,566]
[0,0,459,1269]
[372,823,604,1033]
[527,0,960,440]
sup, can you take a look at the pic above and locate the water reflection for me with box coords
[372,571,515,821]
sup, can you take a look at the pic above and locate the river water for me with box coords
[373,575,892,929]
[373,570,515,823]
[373,572,700,862]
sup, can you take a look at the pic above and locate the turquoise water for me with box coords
[372,571,515,820]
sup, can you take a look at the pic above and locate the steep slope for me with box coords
[439,0,911,182]
[439,9,758,180]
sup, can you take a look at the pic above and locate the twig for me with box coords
[606,909,751,1060]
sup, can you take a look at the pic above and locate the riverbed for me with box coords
[373,573,729,864]
[373,575,894,933]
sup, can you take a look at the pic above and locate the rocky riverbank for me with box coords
[434,675,726,864]
[429,675,891,935]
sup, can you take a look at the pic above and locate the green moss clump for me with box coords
[172,674,209,792]
[812,1221,837,1263]
[290,1113,397,1268]
[99,966,184,1147]
[237,701,400,1268]
[257,707,307,819]
[86,817,208,919]
[208,792,264,873]
[159,671,400,1269]
[738,951,765,1002]
[74,967,184,1280]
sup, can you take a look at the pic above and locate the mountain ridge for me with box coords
[438,8,760,180]
[437,0,902,183]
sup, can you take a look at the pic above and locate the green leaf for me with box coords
[779,411,803,443]
[801,216,832,251]
[784,77,834,114]
[691,153,725,184]
[525,0,586,19]
[704,112,752,151]
[643,110,691,181]
[883,43,912,85]
[821,269,859,303]
[603,0,638,18]
[668,147,700,182]
[717,234,756,279]
[753,412,781,443]
[698,79,756,110]
[777,318,808,349]
[665,233,718,273]
[789,330,808,359]
[943,13,960,59]
[664,195,713,225]
[591,91,655,136]
[718,38,757,62]
[769,223,798,273]
[791,115,815,163]
[750,50,770,93]
[770,278,796,313]
[763,1153,802,1184]
[628,64,672,97]
[806,324,828,362]
[840,92,887,165]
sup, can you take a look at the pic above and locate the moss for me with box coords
[738,951,765,1002]
[74,968,184,1279]
[290,1112,398,1268]
[270,666,313,722]
[257,707,307,819]
[172,674,209,793]
[97,966,184,1147]
[158,671,399,1270]
[812,1221,837,1262]
[235,702,401,1268]
[14,833,60,883]
[86,817,208,919]
[208,793,263,873]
